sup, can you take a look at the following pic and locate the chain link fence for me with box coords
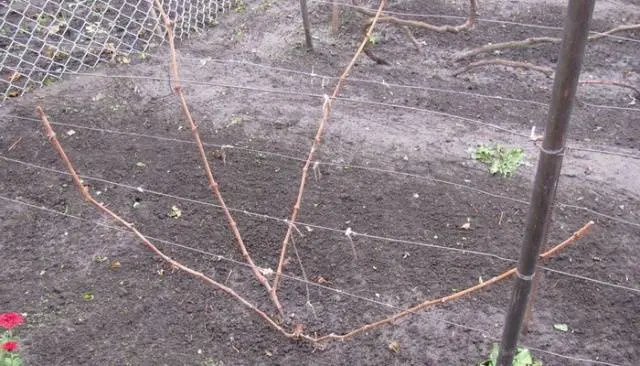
[0,0,237,100]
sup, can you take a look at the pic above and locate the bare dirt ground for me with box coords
[1,0,639,365]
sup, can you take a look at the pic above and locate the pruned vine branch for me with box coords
[452,58,555,77]
[580,79,640,97]
[451,59,639,99]
[357,0,477,64]
[152,0,284,316]
[36,106,299,339]
[272,0,387,295]
[35,108,596,343]
[454,23,640,61]
[313,221,594,342]
[356,0,477,34]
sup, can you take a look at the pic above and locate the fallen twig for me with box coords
[454,23,640,61]
[357,0,477,64]
[152,0,284,316]
[580,79,640,97]
[271,0,387,295]
[355,0,477,34]
[7,136,23,152]
[401,26,421,51]
[36,106,299,339]
[452,61,640,99]
[452,58,554,77]
[313,221,594,342]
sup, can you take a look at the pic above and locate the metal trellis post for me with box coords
[497,1,595,365]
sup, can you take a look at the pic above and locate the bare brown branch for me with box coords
[588,23,640,41]
[355,0,477,34]
[401,26,421,51]
[580,79,640,97]
[452,61,640,98]
[454,23,640,61]
[454,37,561,61]
[152,0,283,316]
[452,58,554,77]
[313,221,594,342]
[36,106,299,339]
[36,108,595,344]
[271,0,388,295]
[358,0,476,64]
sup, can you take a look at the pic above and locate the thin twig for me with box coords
[7,136,23,152]
[313,221,594,342]
[357,0,476,63]
[452,58,555,77]
[579,79,640,97]
[152,0,283,316]
[36,106,297,338]
[355,0,477,33]
[401,26,421,51]
[452,61,640,99]
[454,23,640,60]
[272,0,387,296]
[290,235,316,319]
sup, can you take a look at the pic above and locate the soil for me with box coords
[1,0,639,365]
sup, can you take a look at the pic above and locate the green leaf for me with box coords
[477,343,499,366]
[472,145,494,162]
[472,144,524,177]
[82,291,94,301]
[478,344,542,366]
[488,343,500,365]
[553,323,568,332]
[513,347,534,365]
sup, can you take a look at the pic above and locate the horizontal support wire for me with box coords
[4,116,640,229]
[2,156,639,295]
[190,57,640,113]
[11,58,640,114]
[312,0,640,44]
[0,193,625,366]
[7,65,639,160]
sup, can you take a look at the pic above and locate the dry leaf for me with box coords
[388,341,400,353]
[314,276,331,284]
[110,260,121,269]
[8,72,21,82]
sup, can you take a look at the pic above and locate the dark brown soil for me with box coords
[1,1,639,365]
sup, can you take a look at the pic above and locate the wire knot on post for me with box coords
[515,269,535,281]
[537,144,566,156]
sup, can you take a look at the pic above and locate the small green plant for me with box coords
[472,143,524,177]
[0,312,25,366]
[478,343,542,366]
[234,0,247,13]
[368,34,378,45]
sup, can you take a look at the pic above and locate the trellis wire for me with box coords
[2,155,639,296]
[0,0,236,99]
[4,115,640,229]
[5,67,640,160]
[314,0,640,44]
[0,194,626,366]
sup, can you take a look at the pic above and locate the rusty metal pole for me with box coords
[497,1,595,365]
